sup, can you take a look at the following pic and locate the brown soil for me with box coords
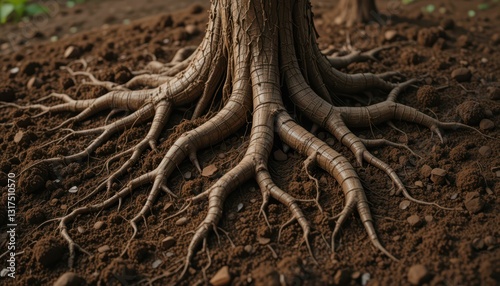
[1,0,499,285]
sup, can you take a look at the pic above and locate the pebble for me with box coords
[399,200,411,210]
[210,266,231,286]
[60,204,68,210]
[487,87,500,100]
[450,193,458,200]
[472,238,485,250]
[202,164,218,177]
[0,269,9,277]
[424,215,433,222]
[184,171,192,180]
[451,68,472,82]
[273,149,288,161]
[351,271,361,280]
[53,272,85,286]
[420,165,432,178]
[93,221,105,230]
[244,245,253,254]
[237,203,244,212]
[97,245,110,253]
[407,215,422,227]
[64,46,80,59]
[50,198,59,206]
[77,227,85,234]
[484,236,496,247]
[326,138,335,146]
[408,264,430,285]
[334,269,351,285]
[491,33,500,45]
[257,236,271,245]
[479,119,494,131]
[384,30,398,41]
[10,67,19,74]
[479,146,492,157]
[465,197,484,214]
[13,131,25,144]
[414,181,424,188]
[27,77,43,89]
[68,186,78,193]
[175,217,188,226]
[163,202,173,211]
[361,273,370,286]
[185,24,199,35]
[161,236,176,250]
[152,259,163,269]
[430,168,447,185]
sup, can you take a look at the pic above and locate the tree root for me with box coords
[3,0,498,284]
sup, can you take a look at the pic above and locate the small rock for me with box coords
[417,28,439,47]
[27,77,43,89]
[152,259,163,269]
[334,269,351,285]
[13,131,25,144]
[430,168,447,185]
[351,271,361,280]
[361,273,371,286]
[451,68,472,82]
[60,204,68,210]
[68,186,78,193]
[414,181,424,188]
[384,30,398,41]
[326,138,335,146]
[408,264,430,285]
[161,236,176,250]
[184,171,192,180]
[450,193,458,200]
[77,227,85,234]
[244,245,253,254]
[53,272,86,286]
[273,149,288,161]
[97,245,110,253]
[407,215,422,227]
[64,46,80,59]
[185,24,199,35]
[210,266,231,286]
[163,202,173,211]
[50,198,59,206]
[10,67,19,74]
[237,203,244,212]
[416,85,439,107]
[257,236,271,245]
[175,217,188,226]
[456,101,484,125]
[202,164,218,177]
[484,236,496,247]
[399,200,411,210]
[479,146,492,157]
[465,197,485,214]
[487,87,500,100]
[0,268,9,277]
[479,119,494,131]
[93,221,105,230]
[424,215,433,222]
[420,165,432,178]
[456,35,471,48]
[472,238,485,250]
[491,33,500,45]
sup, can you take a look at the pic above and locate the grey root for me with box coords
[2,0,480,281]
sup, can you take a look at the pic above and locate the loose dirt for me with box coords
[0,0,499,285]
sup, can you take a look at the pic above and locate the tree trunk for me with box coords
[334,0,379,27]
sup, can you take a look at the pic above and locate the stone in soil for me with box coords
[64,46,81,59]
[93,221,105,230]
[408,264,430,285]
[417,28,439,47]
[54,272,86,286]
[407,215,422,227]
[201,164,218,177]
[430,168,447,185]
[175,217,188,226]
[451,67,472,82]
[210,266,231,286]
[487,87,500,100]
[416,85,439,107]
[420,165,432,178]
[161,236,176,250]
[479,146,492,157]
[98,245,111,253]
[384,30,398,42]
[479,119,494,131]
[464,192,485,214]
[456,101,484,125]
